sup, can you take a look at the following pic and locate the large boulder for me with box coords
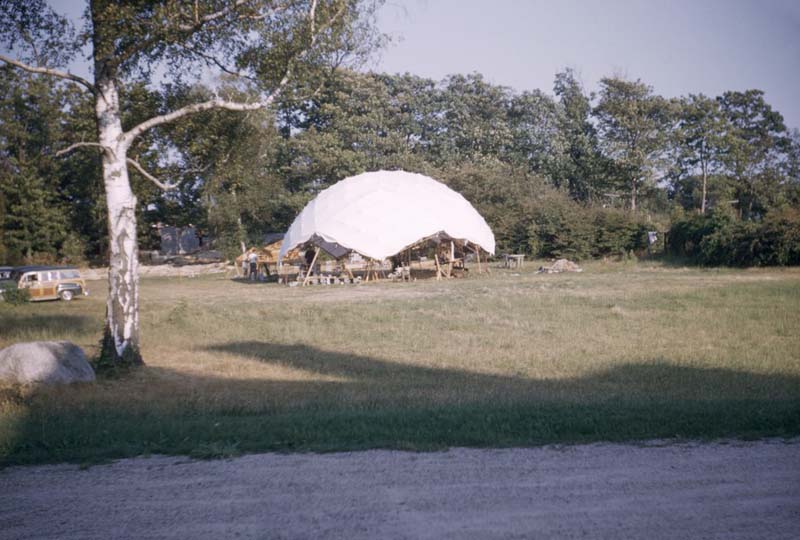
[0,341,95,385]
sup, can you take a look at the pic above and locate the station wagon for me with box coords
[3,266,89,302]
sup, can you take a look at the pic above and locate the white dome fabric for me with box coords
[279,170,495,261]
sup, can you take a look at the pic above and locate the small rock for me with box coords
[0,341,95,385]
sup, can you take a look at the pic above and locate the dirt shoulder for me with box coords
[2,438,798,540]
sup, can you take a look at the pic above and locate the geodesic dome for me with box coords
[278,170,495,262]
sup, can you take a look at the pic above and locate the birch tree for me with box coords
[0,0,379,365]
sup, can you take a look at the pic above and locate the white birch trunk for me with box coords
[96,77,142,364]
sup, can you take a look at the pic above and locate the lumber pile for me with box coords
[537,259,583,274]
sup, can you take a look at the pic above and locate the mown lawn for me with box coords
[1,261,799,465]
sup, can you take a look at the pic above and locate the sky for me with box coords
[374,0,800,130]
[34,0,800,130]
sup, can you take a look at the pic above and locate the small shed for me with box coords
[158,226,201,255]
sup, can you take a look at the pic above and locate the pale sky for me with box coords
[36,0,800,130]
[374,0,800,130]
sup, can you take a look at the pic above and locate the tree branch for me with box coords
[0,54,95,93]
[176,0,252,31]
[55,142,115,159]
[176,42,258,83]
[127,157,178,191]
[123,0,332,145]
[123,97,275,145]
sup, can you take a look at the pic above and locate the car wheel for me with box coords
[59,290,74,301]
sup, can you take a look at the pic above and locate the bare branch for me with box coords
[244,4,290,21]
[309,0,318,37]
[176,0,252,31]
[127,157,178,191]
[174,0,291,29]
[182,163,212,175]
[123,97,275,145]
[176,42,258,83]
[309,0,346,49]
[0,54,95,93]
[55,142,115,159]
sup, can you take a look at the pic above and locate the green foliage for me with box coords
[670,94,727,213]
[526,203,649,261]
[526,191,594,259]
[715,90,791,220]
[594,77,674,210]
[0,71,73,263]
[440,161,648,260]
[591,209,649,258]
[553,69,610,202]
[0,286,30,305]
[669,208,800,266]
[2,31,799,269]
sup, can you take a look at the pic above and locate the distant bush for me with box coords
[590,209,649,259]
[441,162,654,261]
[526,191,594,259]
[668,208,800,266]
[525,195,649,261]
[1,286,30,305]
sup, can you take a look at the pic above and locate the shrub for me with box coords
[668,208,800,266]
[1,286,30,305]
[755,208,800,265]
[526,191,594,260]
[591,209,649,258]
[440,162,658,261]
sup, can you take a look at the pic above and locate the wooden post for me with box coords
[447,241,454,278]
[434,253,443,280]
[302,247,320,286]
[475,246,482,274]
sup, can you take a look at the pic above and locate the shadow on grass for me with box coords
[204,341,800,399]
[3,341,800,466]
[229,277,278,286]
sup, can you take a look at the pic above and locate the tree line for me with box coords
[3,67,798,265]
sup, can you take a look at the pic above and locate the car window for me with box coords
[62,270,80,279]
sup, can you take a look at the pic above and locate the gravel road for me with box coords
[2,439,799,539]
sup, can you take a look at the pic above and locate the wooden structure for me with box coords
[287,233,491,286]
[502,254,525,269]
[236,238,301,278]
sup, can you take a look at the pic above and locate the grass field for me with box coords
[1,261,799,465]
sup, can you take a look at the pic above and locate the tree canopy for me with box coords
[2,3,799,307]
